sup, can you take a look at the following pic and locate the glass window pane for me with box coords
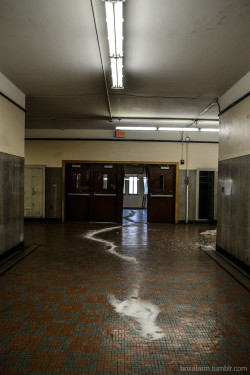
[143,177,148,195]
[103,174,108,189]
[160,175,164,190]
[129,177,133,194]
[128,176,138,195]
[134,177,138,194]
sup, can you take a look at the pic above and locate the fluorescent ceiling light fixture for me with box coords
[158,127,199,132]
[104,0,124,89]
[199,128,219,132]
[116,126,157,131]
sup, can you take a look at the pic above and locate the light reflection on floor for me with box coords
[123,208,147,224]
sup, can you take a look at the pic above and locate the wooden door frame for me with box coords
[62,160,179,224]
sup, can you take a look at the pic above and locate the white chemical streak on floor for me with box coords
[84,223,165,340]
[201,245,216,251]
[84,226,138,264]
[200,229,217,236]
[109,294,165,340]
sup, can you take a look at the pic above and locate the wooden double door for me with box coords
[65,162,176,224]
[65,163,124,222]
[147,164,176,223]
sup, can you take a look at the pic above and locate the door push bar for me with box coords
[67,193,117,197]
[150,194,174,198]
[67,193,90,196]
[93,193,117,197]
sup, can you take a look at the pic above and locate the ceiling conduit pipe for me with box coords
[191,98,219,126]
[90,0,113,122]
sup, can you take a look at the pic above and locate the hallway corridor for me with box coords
[0,216,249,374]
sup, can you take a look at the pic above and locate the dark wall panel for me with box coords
[0,152,24,255]
[217,154,250,267]
[45,167,62,219]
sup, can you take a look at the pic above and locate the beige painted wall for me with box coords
[25,140,218,170]
[219,96,250,161]
[0,96,25,157]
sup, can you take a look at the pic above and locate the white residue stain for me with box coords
[201,245,216,251]
[109,294,165,340]
[200,229,217,236]
[84,224,165,340]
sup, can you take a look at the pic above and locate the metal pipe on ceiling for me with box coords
[191,99,219,126]
[26,116,219,121]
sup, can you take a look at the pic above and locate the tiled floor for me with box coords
[0,210,249,374]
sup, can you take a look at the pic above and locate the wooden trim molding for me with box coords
[62,160,179,165]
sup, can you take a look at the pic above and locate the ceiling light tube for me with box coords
[117,57,123,88]
[158,127,199,132]
[198,120,219,125]
[110,57,123,89]
[199,128,219,132]
[110,58,118,87]
[162,119,194,124]
[105,2,116,56]
[116,126,157,131]
[114,2,123,56]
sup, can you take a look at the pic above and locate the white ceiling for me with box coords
[0,0,250,140]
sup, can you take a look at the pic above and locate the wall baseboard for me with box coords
[216,244,250,275]
[0,241,25,263]
[178,220,217,225]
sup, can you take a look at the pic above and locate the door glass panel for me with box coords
[103,174,108,189]
[76,174,81,189]
[143,177,148,194]
[160,175,164,190]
